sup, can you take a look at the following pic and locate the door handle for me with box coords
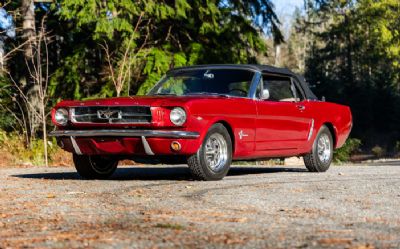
[297,105,306,111]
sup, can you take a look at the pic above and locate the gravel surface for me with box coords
[1,163,400,248]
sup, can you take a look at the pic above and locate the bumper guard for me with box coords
[49,129,200,156]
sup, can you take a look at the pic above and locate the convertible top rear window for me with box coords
[148,69,254,97]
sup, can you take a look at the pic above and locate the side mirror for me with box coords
[261,89,270,100]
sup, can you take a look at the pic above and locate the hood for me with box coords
[55,95,230,108]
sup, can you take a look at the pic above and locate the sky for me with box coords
[273,0,304,37]
[274,0,304,16]
[0,8,15,38]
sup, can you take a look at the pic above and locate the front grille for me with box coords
[71,106,152,124]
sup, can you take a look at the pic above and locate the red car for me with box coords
[50,65,352,180]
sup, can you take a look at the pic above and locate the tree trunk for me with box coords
[21,0,40,145]
[41,98,48,167]
[0,40,4,73]
[274,44,281,66]
[21,0,36,60]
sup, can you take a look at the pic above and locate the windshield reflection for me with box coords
[148,69,255,98]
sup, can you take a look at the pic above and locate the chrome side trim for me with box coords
[70,136,82,155]
[141,136,155,155]
[49,130,200,139]
[307,119,314,141]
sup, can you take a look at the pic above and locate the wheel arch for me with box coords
[322,122,338,148]
[213,120,235,155]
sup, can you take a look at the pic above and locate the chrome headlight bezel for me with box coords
[54,108,69,126]
[169,107,187,126]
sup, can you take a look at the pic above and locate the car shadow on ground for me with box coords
[12,166,307,181]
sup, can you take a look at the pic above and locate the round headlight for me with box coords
[170,107,186,126]
[55,108,69,126]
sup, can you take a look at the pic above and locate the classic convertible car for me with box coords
[50,64,352,180]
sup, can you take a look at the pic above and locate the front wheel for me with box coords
[303,125,334,172]
[73,154,118,179]
[187,124,232,181]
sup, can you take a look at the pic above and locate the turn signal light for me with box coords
[171,141,182,151]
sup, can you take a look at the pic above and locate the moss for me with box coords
[154,223,185,230]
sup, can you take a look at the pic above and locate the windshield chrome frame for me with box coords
[146,67,262,99]
[248,71,262,99]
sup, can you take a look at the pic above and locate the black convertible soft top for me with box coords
[169,64,317,100]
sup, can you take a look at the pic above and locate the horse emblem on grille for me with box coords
[97,109,122,121]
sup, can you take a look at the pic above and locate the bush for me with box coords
[333,138,362,163]
[0,130,61,166]
[395,141,400,157]
[371,145,385,158]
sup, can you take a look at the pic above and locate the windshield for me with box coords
[148,69,255,97]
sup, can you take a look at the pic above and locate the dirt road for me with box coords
[1,163,400,248]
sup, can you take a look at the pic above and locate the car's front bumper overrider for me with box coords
[48,129,200,139]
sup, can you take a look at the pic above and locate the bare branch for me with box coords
[100,42,118,90]
[121,19,151,90]
[0,103,25,133]
[2,39,31,64]
[116,12,144,95]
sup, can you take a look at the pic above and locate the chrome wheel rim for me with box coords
[205,133,228,172]
[317,134,331,163]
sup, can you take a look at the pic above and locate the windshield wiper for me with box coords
[185,92,230,98]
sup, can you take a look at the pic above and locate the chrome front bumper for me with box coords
[48,129,200,139]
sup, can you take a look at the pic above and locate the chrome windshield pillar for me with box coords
[248,71,262,99]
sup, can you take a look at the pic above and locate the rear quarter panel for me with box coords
[305,101,352,152]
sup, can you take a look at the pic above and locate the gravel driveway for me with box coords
[1,162,400,248]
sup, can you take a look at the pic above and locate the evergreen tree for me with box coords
[303,0,400,148]
[49,0,283,97]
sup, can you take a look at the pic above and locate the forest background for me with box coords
[0,0,399,166]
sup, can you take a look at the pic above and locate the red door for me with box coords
[255,100,311,151]
[255,75,312,153]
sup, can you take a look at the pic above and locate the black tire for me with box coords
[187,123,232,181]
[303,125,333,172]
[73,154,118,179]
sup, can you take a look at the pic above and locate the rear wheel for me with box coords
[73,154,118,179]
[187,124,232,181]
[303,125,333,172]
